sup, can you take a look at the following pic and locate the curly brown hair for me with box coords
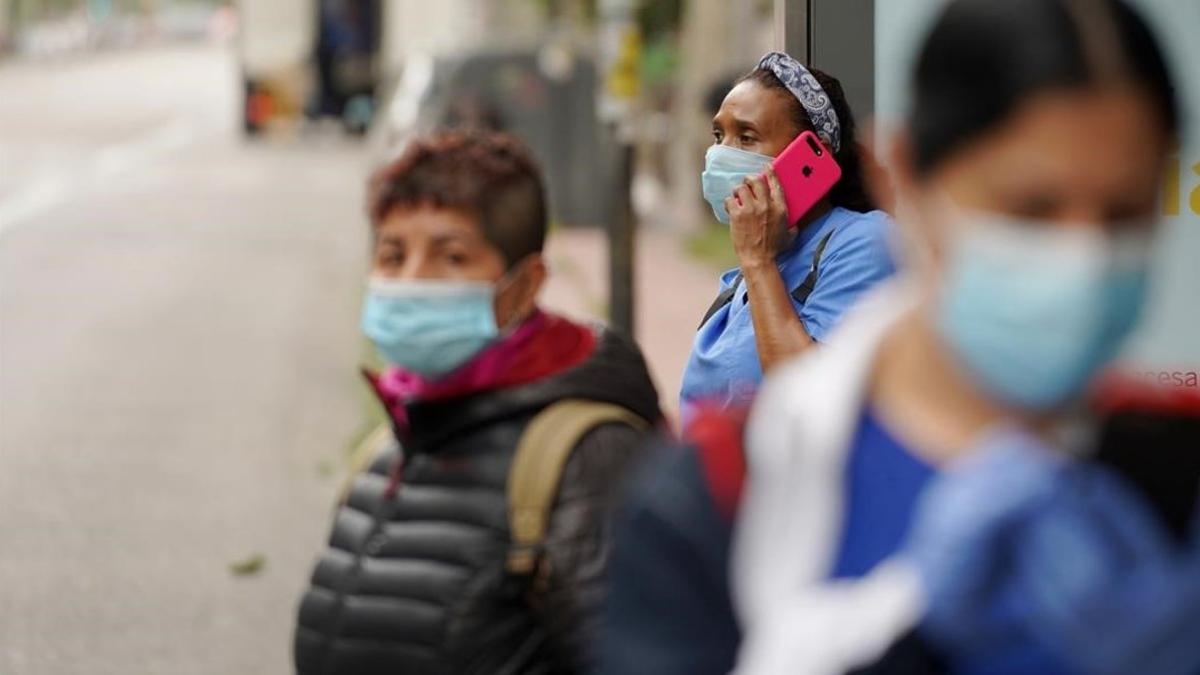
[368,131,548,267]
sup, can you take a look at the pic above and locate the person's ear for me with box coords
[494,254,546,329]
[515,254,547,313]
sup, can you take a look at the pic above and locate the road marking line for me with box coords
[0,119,197,236]
[0,175,68,233]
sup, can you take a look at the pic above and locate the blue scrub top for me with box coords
[680,206,896,414]
[833,409,1071,675]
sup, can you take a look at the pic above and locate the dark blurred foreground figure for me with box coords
[602,1,1199,673]
[294,131,661,674]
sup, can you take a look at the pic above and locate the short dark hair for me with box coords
[910,0,1178,175]
[368,131,547,267]
[738,66,876,214]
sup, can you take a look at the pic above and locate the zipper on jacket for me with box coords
[318,469,399,674]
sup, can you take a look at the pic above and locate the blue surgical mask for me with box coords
[361,277,499,378]
[936,210,1152,410]
[701,144,773,224]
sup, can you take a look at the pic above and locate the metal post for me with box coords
[808,0,876,120]
[774,0,809,62]
[608,138,635,337]
[597,0,638,338]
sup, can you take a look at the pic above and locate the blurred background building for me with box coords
[0,0,782,230]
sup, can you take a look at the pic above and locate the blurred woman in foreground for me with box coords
[603,0,1199,673]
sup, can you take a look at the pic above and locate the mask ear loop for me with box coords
[493,257,535,335]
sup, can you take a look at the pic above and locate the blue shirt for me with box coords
[834,409,1071,675]
[679,207,896,414]
[831,408,936,579]
[601,410,1081,674]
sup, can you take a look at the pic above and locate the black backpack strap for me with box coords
[791,229,836,305]
[698,228,836,330]
[698,272,744,330]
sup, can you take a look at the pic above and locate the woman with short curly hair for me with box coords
[294,131,661,675]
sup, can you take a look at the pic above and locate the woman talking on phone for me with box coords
[680,52,896,415]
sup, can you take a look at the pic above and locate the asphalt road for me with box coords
[0,44,370,674]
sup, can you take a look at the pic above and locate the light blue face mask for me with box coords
[701,144,773,224]
[361,277,499,378]
[936,210,1153,410]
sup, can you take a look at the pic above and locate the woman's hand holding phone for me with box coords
[727,167,790,269]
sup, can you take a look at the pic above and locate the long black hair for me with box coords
[739,66,876,214]
[910,0,1178,175]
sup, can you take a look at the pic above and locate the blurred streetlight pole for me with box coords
[597,0,639,338]
[778,0,876,118]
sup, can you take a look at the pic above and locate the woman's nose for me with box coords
[398,256,438,282]
[1057,206,1116,227]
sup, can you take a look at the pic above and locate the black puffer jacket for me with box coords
[295,328,661,675]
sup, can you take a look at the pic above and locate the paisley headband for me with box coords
[757,51,842,154]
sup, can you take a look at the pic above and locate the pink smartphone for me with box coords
[772,131,842,224]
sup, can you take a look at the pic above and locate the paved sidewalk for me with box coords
[0,45,368,675]
[542,226,721,423]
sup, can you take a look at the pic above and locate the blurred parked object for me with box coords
[309,0,380,135]
[376,49,616,229]
[237,0,314,136]
[237,0,547,139]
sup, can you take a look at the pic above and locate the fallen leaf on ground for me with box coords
[229,553,267,577]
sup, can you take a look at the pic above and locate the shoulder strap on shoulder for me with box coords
[506,399,650,574]
[698,272,744,330]
[791,229,836,305]
[337,423,396,505]
[698,227,838,329]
